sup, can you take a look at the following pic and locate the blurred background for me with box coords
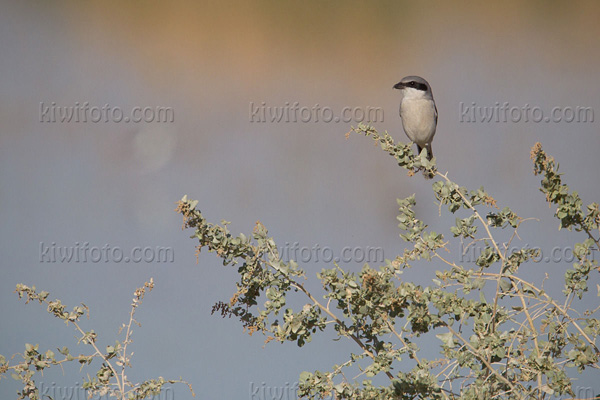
[1,1,599,398]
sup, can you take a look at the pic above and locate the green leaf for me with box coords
[436,332,455,348]
[299,371,312,383]
[499,279,512,292]
[472,278,485,290]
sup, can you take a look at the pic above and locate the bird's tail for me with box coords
[425,143,433,161]
[416,144,433,161]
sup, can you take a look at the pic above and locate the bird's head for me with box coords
[393,76,433,100]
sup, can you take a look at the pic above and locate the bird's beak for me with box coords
[393,82,404,90]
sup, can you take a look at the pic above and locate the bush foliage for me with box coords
[175,125,599,399]
[2,124,598,399]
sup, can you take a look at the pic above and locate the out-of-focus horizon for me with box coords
[1,1,599,398]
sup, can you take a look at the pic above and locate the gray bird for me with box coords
[393,76,437,161]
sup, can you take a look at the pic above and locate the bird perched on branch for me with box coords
[393,76,437,162]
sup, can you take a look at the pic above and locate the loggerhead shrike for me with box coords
[393,76,437,161]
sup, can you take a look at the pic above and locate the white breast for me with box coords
[399,98,437,146]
